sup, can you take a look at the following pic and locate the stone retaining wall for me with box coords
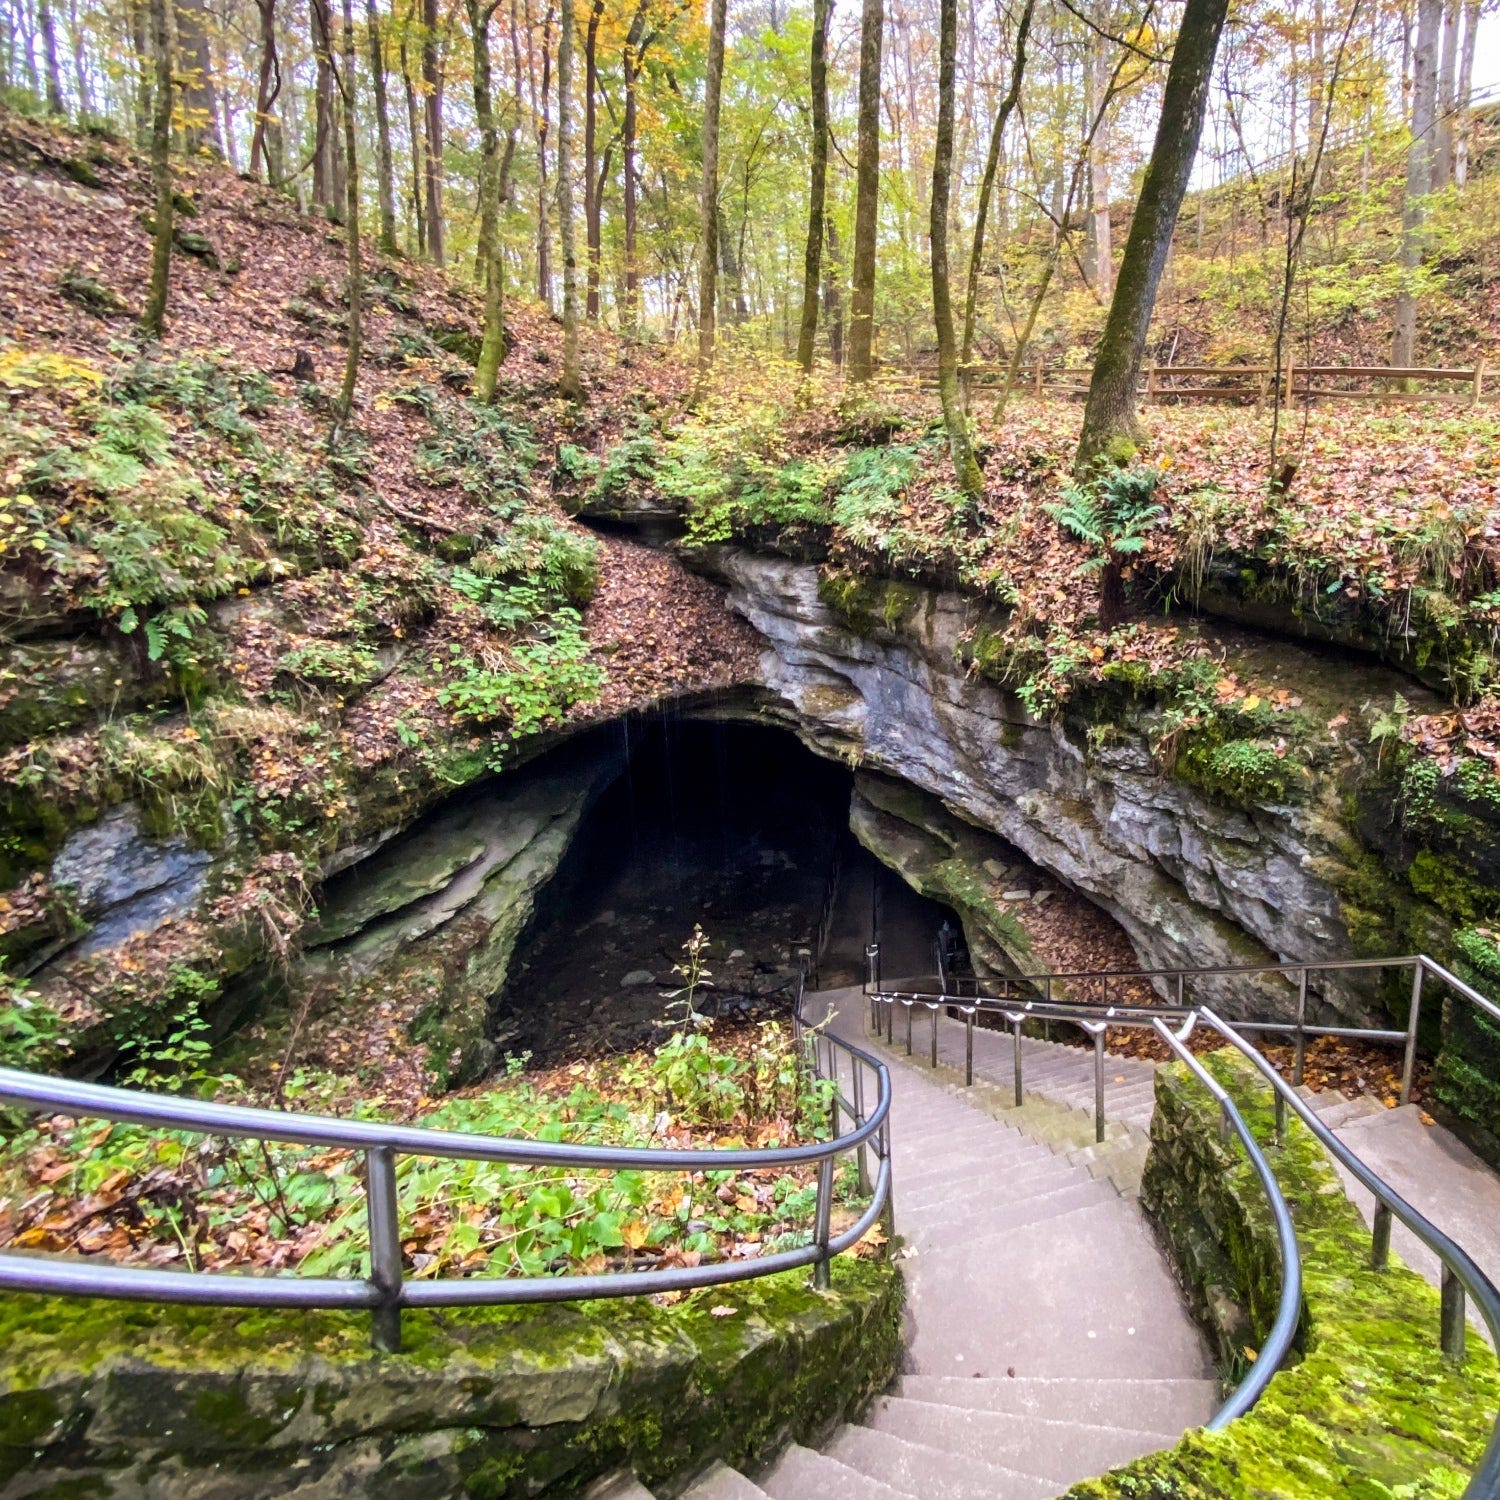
[0,1256,901,1498]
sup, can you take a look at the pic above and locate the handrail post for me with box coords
[864,942,880,995]
[905,1001,913,1055]
[1372,1203,1392,1269]
[1441,1265,1466,1364]
[965,1010,974,1087]
[813,1156,835,1290]
[366,1145,403,1354]
[1294,969,1308,1087]
[1092,1027,1106,1144]
[1401,963,1424,1107]
[930,1005,938,1067]
[1012,1015,1024,1105]
[1274,1087,1287,1146]
[853,1065,870,1195]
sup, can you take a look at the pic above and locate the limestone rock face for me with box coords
[49,804,215,958]
[704,549,1400,1022]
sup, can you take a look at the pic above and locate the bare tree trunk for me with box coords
[533,0,555,304]
[470,0,500,280]
[558,0,582,395]
[1433,0,1459,188]
[1454,0,1477,187]
[38,0,65,113]
[367,0,399,252]
[1392,0,1439,367]
[961,0,1032,365]
[422,0,445,264]
[846,0,883,383]
[132,0,154,146]
[824,212,844,366]
[312,0,336,206]
[795,0,831,371]
[1076,0,1230,469]
[1086,23,1113,298]
[141,0,174,337]
[175,0,220,154]
[696,0,727,373]
[583,0,602,320]
[337,0,362,424]
[621,0,647,329]
[931,0,980,498]
[251,0,284,181]
[401,25,427,253]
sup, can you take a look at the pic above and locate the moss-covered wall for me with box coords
[0,1255,902,1499]
[1065,1052,1499,1498]
[1433,929,1500,1170]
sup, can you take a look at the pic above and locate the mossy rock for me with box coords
[0,1257,901,1496]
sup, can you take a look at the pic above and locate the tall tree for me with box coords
[131,0,154,146]
[336,0,363,422]
[367,0,399,253]
[175,0,221,154]
[794,0,831,371]
[1433,0,1459,188]
[846,0,883,383]
[1086,18,1114,297]
[140,0,175,338]
[400,19,427,252]
[422,0,446,264]
[533,0,556,305]
[696,0,727,372]
[251,0,285,182]
[1076,0,1231,468]
[557,0,582,395]
[38,0,65,113]
[470,0,502,280]
[1454,0,1478,187]
[583,0,604,319]
[930,0,981,498]
[1391,0,1439,367]
[311,0,337,207]
[621,0,649,329]
[961,0,1033,365]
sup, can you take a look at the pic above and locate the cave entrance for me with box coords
[492,718,958,1064]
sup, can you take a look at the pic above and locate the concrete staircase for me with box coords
[597,988,1220,1500]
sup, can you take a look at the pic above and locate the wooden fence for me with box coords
[874,359,1491,405]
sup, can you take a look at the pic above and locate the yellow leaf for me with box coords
[622,1219,650,1250]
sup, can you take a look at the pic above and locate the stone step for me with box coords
[679,1461,771,1500]
[1316,1094,1387,1129]
[824,1422,1056,1500]
[865,1396,1182,1489]
[895,1374,1222,1430]
[897,1158,1072,1213]
[904,1198,1215,1379]
[900,1178,1121,1250]
[758,1442,913,1500]
[901,1154,1092,1215]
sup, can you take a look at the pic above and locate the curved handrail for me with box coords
[1149,1015,1303,1430]
[864,960,1500,1495]
[1199,1006,1500,1496]
[0,978,892,1350]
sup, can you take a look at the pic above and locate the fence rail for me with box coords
[0,970,891,1352]
[874,359,1490,405]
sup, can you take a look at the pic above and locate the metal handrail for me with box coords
[1149,1014,1303,1430]
[863,945,1500,1493]
[0,975,892,1351]
[873,950,1500,1108]
[1199,1006,1500,1495]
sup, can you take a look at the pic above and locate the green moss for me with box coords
[1175,736,1300,810]
[817,570,919,638]
[0,1258,901,1497]
[1073,1052,1500,1498]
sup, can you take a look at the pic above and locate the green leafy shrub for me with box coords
[1045,463,1164,626]
[276,640,384,694]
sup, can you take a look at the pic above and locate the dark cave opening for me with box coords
[491,717,957,1065]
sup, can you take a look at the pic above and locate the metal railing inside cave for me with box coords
[0,972,890,1355]
[866,945,1500,1496]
